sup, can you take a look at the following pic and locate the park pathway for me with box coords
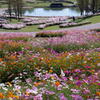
[0,23,100,37]
[44,23,100,32]
[62,23,100,31]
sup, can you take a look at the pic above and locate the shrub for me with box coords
[91,28,100,32]
[36,32,64,37]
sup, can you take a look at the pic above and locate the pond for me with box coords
[23,7,81,16]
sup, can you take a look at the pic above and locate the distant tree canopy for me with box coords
[77,0,100,15]
[7,0,23,20]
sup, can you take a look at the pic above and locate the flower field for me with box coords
[45,30,100,52]
[0,30,100,100]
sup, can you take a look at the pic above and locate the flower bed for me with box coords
[0,18,8,24]
[0,16,69,30]
[2,23,26,30]
[60,22,91,28]
[23,17,68,26]
[38,21,66,29]
[0,31,100,100]
[44,30,100,52]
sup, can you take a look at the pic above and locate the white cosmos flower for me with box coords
[97,63,100,66]
[0,83,5,87]
[2,87,8,91]
[61,69,65,77]
[69,76,73,81]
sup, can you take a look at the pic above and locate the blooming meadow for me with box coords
[0,30,100,100]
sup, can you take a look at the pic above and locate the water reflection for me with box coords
[23,7,81,16]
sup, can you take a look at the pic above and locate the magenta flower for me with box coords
[85,66,91,69]
[71,94,83,100]
[45,90,55,95]
[43,73,51,80]
[59,93,67,100]
[61,76,67,81]
[64,70,71,74]
[17,51,24,55]
[14,85,21,90]
[74,69,81,73]
[71,89,80,93]
[26,88,38,94]
[34,94,43,100]
[74,77,79,80]
[83,89,90,94]
[75,80,83,86]
[26,78,32,84]
[97,83,100,86]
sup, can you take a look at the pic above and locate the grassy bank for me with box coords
[75,15,100,24]
[0,0,75,9]
[0,15,100,32]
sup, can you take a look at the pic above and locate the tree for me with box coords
[90,0,100,14]
[77,0,85,15]
[7,0,23,20]
[7,0,12,21]
[84,0,89,15]
[77,0,100,15]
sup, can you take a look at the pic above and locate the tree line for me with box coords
[77,0,100,15]
[6,0,100,20]
[7,0,23,20]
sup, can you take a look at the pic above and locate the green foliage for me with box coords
[77,0,100,15]
[92,28,100,32]
[45,43,100,53]
[36,32,64,37]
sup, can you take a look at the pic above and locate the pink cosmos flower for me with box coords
[26,78,32,84]
[61,76,67,81]
[59,93,67,100]
[97,83,100,86]
[75,80,83,86]
[45,90,55,95]
[34,94,43,100]
[71,94,83,100]
[71,89,80,93]
[85,66,91,68]
[64,70,71,74]
[83,89,90,94]
[74,69,81,73]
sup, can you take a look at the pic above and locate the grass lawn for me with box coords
[0,24,59,32]
[26,2,72,8]
[25,2,51,8]
[0,1,74,8]
[75,15,100,24]
[0,4,7,8]
[8,19,22,24]
[0,25,39,32]
[0,15,100,32]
